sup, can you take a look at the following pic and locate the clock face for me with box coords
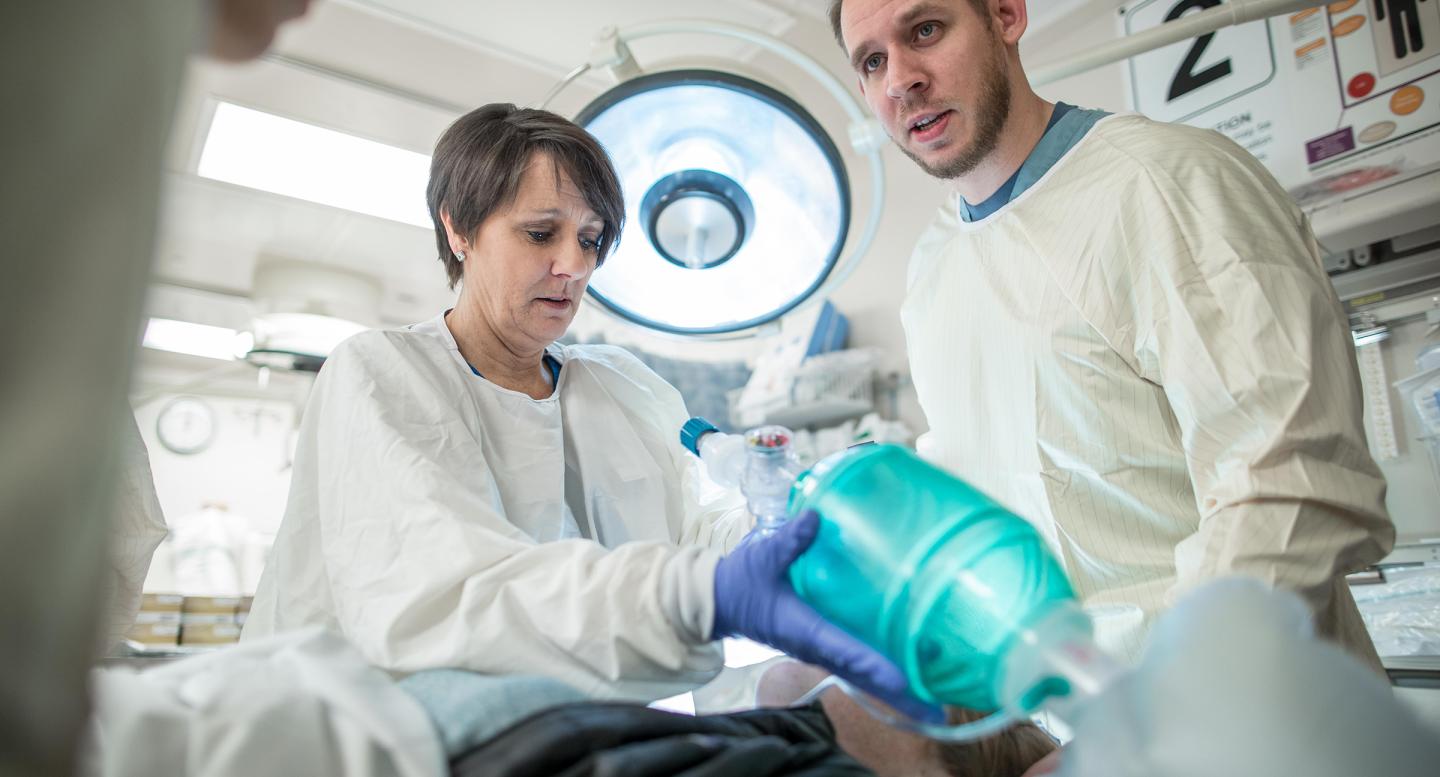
[156,397,216,455]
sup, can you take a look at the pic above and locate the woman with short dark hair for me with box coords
[426,103,625,291]
[243,104,925,721]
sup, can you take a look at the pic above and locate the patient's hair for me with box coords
[932,707,1059,777]
[426,103,624,289]
[827,0,990,51]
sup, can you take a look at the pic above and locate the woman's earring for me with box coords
[455,250,466,263]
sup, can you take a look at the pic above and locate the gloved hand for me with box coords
[712,510,944,723]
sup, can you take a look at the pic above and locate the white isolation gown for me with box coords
[902,114,1393,665]
[84,629,444,777]
[101,414,169,652]
[244,313,749,699]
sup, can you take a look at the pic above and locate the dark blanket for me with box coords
[450,701,873,777]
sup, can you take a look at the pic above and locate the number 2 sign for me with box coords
[1126,0,1278,123]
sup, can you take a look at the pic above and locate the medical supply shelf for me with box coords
[727,349,881,431]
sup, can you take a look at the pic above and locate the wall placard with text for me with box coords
[1123,0,1440,194]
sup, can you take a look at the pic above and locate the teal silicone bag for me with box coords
[787,444,1077,710]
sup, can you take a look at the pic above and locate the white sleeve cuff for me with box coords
[661,546,722,644]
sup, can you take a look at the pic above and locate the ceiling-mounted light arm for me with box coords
[537,62,593,113]
[608,20,865,123]
[1030,0,1323,86]
[535,25,641,110]
[590,26,643,83]
[538,20,886,323]
[536,24,644,109]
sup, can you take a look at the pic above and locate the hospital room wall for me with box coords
[1022,9,1132,112]
[822,151,947,435]
[132,393,295,543]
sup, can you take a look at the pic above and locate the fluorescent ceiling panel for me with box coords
[252,313,368,357]
[143,318,247,361]
[198,102,431,228]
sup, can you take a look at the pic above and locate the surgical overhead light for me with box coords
[244,259,380,372]
[143,318,251,361]
[575,70,848,334]
[246,313,367,372]
[642,168,755,270]
[543,22,887,338]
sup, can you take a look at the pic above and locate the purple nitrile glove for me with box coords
[712,510,944,724]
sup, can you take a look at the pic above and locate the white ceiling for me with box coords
[329,0,1098,77]
[1027,0,1121,32]
[330,0,810,77]
[145,0,1119,360]
[150,0,850,335]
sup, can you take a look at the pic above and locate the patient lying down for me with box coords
[757,661,1061,777]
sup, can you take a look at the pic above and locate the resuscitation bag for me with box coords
[787,443,1079,711]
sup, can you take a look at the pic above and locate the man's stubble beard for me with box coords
[902,44,1012,181]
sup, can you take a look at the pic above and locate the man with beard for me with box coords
[828,0,1394,668]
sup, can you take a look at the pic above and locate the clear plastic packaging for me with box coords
[1404,307,1440,483]
[1352,565,1440,657]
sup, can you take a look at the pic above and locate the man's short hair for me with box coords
[828,0,989,51]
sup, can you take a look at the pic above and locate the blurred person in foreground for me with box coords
[0,2,311,775]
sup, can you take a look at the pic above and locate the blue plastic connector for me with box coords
[680,417,720,456]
